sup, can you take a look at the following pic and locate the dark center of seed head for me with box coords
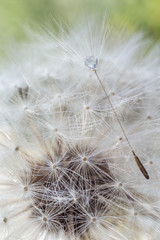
[29,146,115,236]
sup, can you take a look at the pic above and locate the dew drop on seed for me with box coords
[85,56,98,70]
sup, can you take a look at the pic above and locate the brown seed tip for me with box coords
[147,116,152,120]
[24,186,28,191]
[3,217,7,223]
[15,146,19,151]
[118,182,123,187]
[92,217,97,222]
[43,217,47,222]
[82,157,87,162]
[132,151,149,180]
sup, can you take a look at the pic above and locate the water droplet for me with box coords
[85,56,98,70]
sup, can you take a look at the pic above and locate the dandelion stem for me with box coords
[93,69,149,179]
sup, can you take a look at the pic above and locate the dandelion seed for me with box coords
[85,57,149,179]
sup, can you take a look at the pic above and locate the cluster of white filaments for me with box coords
[0,20,160,240]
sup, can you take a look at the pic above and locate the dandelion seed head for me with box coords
[0,17,160,240]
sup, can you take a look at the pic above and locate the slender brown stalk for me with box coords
[93,69,149,179]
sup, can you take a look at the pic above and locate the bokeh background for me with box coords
[0,0,160,45]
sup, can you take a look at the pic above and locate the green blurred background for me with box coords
[0,0,160,45]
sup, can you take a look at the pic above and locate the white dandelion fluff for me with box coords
[0,18,160,240]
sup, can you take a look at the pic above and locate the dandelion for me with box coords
[0,18,160,240]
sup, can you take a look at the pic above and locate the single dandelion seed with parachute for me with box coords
[85,55,149,179]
